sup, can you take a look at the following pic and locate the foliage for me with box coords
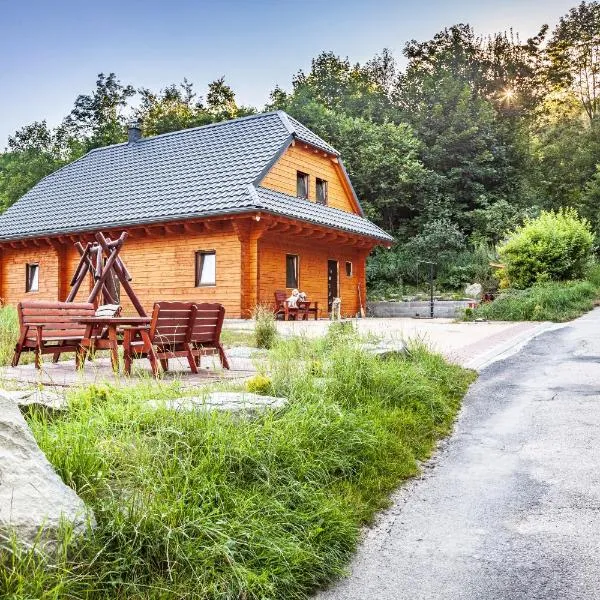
[474,280,598,321]
[2,335,475,599]
[5,4,600,293]
[246,374,273,395]
[0,305,19,366]
[252,304,278,349]
[498,209,595,288]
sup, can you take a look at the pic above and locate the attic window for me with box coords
[26,263,39,293]
[316,178,328,205]
[296,171,309,199]
[195,251,216,286]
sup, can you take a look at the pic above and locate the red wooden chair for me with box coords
[122,301,197,376]
[188,303,230,369]
[274,290,300,320]
[122,301,229,376]
[12,301,96,368]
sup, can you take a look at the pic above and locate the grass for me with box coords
[1,327,475,599]
[0,305,19,366]
[474,280,599,322]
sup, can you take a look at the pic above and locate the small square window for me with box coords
[26,263,39,292]
[296,172,309,199]
[316,178,328,205]
[286,254,299,288]
[345,261,353,277]
[195,251,216,286]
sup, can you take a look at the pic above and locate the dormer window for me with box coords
[316,178,328,205]
[296,171,309,199]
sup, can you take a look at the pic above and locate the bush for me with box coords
[246,374,273,394]
[252,304,278,349]
[498,209,595,289]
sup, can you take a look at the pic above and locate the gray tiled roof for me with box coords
[253,187,393,241]
[0,111,391,242]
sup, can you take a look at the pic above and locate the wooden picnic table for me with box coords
[78,316,151,371]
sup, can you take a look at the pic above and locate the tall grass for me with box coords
[2,329,475,599]
[474,280,598,322]
[0,305,19,366]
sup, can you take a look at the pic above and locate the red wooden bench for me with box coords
[122,301,229,376]
[12,301,96,369]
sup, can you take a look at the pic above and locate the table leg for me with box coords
[108,325,119,371]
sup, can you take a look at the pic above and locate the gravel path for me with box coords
[318,308,600,600]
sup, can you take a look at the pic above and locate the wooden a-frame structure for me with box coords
[66,231,147,316]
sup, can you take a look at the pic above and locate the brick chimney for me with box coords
[127,120,142,143]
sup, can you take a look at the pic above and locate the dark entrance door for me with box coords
[327,260,338,312]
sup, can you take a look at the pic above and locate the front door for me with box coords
[327,260,338,312]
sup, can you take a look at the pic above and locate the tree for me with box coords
[548,1,600,123]
[64,72,135,150]
[0,121,71,210]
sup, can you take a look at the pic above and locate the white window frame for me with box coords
[195,250,216,287]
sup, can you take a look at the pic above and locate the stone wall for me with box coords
[367,300,473,319]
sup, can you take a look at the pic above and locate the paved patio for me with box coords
[225,317,562,371]
[0,317,561,389]
[0,350,259,388]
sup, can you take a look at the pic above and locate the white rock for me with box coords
[147,391,287,413]
[0,396,93,551]
[225,346,266,359]
[465,283,483,298]
[0,389,67,411]
[360,341,406,359]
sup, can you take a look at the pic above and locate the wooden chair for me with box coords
[12,301,96,369]
[189,303,230,369]
[274,290,299,320]
[123,301,229,376]
[122,301,197,376]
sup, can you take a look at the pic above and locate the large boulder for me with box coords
[0,388,67,411]
[0,396,92,551]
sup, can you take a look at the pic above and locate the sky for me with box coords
[0,0,579,147]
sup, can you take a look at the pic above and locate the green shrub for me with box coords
[246,374,273,394]
[252,304,278,349]
[498,209,595,289]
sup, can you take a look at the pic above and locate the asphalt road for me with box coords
[318,309,600,600]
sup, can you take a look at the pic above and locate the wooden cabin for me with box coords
[0,111,393,318]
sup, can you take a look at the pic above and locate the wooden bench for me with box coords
[12,301,96,369]
[122,301,229,376]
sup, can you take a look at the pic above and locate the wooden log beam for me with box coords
[96,232,146,316]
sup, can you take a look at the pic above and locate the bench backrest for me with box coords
[18,301,96,339]
[149,301,195,346]
[189,303,225,345]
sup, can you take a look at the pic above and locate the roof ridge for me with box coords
[86,110,284,155]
